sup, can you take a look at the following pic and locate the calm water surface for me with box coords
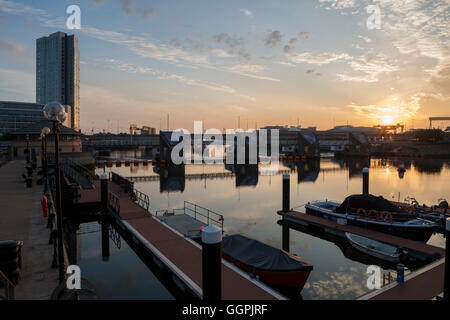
[76,156,449,300]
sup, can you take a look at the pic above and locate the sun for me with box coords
[382,115,394,125]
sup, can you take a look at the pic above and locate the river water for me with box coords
[73,155,449,300]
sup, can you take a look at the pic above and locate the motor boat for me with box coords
[305,194,437,242]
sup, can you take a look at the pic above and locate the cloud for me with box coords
[212,33,251,60]
[306,69,322,76]
[121,0,134,15]
[288,52,352,65]
[349,93,423,123]
[283,45,295,53]
[337,53,399,82]
[240,8,253,17]
[264,30,284,47]
[224,64,280,81]
[103,58,256,101]
[0,38,24,55]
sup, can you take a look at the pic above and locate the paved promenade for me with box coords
[0,160,58,299]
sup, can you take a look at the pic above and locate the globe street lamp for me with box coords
[43,102,66,283]
[41,127,51,194]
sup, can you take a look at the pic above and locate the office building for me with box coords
[36,32,79,130]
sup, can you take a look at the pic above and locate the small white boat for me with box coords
[345,232,403,263]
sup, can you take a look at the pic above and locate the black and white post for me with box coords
[362,167,369,195]
[201,224,222,301]
[100,172,108,209]
[444,218,450,300]
[282,173,290,212]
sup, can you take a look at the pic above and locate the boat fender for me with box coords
[381,211,393,223]
[368,210,378,221]
[357,208,366,218]
[41,195,48,218]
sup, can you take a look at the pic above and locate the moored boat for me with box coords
[305,194,437,242]
[222,234,313,290]
[345,232,404,263]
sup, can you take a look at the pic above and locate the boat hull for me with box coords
[305,206,434,242]
[222,253,312,290]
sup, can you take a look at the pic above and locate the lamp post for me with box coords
[43,102,67,284]
[25,134,30,164]
[41,127,51,194]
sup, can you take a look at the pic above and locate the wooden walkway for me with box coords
[79,179,283,300]
[359,258,444,300]
[278,210,445,259]
[278,210,446,300]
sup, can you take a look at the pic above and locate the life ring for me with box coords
[368,209,378,221]
[381,211,393,223]
[356,208,366,218]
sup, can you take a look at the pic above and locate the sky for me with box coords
[0,0,448,133]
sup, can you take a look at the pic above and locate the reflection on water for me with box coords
[86,156,449,300]
[66,222,174,300]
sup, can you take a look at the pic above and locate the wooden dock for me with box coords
[358,258,444,300]
[79,178,284,300]
[278,210,445,260]
[278,210,446,300]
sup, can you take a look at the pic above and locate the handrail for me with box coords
[111,172,134,193]
[0,270,15,300]
[108,192,121,215]
[131,189,150,211]
[184,201,224,229]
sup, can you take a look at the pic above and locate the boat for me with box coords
[221,234,313,290]
[305,194,437,242]
[345,232,403,263]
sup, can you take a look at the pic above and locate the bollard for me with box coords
[282,173,290,212]
[362,168,369,195]
[201,224,222,301]
[101,220,110,261]
[282,224,290,252]
[396,263,404,284]
[25,175,32,188]
[100,172,108,209]
[444,218,450,300]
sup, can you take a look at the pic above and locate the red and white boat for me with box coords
[222,234,313,290]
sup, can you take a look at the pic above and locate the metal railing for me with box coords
[111,172,134,194]
[184,201,224,230]
[156,201,224,231]
[131,189,150,211]
[109,192,121,215]
[0,270,15,300]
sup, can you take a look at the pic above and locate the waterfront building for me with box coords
[36,32,79,130]
[9,120,82,159]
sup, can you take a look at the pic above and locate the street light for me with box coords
[41,127,51,194]
[43,102,66,284]
[25,134,30,164]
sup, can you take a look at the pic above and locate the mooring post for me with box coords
[396,263,404,284]
[444,218,450,300]
[282,224,290,252]
[362,167,369,195]
[101,219,110,261]
[201,224,222,301]
[282,173,290,212]
[100,172,108,210]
